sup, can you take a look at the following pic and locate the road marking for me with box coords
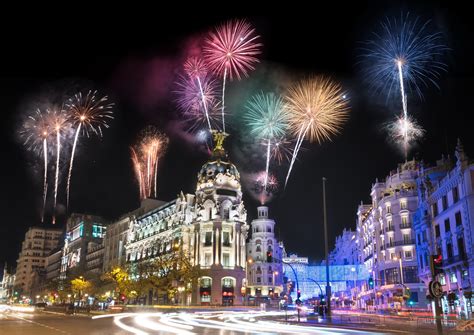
[9,312,72,334]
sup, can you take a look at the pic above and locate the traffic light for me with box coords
[430,254,443,276]
[266,251,273,262]
[368,277,374,289]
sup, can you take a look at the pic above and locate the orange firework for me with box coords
[284,76,349,187]
[131,126,169,200]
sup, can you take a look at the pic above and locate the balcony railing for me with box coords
[442,254,467,267]
[385,226,395,233]
[386,239,415,248]
[400,223,412,229]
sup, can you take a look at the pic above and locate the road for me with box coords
[0,309,421,335]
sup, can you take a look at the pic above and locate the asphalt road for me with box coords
[0,310,430,335]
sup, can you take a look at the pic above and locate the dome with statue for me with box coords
[196,131,241,195]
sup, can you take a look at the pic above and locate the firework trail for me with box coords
[361,13,447,158]
[284,76,349,187]
[271,137,293,165]
[244,92,289,189]
[131,127,169,200]
[204,19,262,132]
[49,107,69,224]
[184,57,213,131]
[175,74,220,132]
[65,91,114,209]
[19,108,51,222]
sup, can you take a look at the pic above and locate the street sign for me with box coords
[429,281,443,298]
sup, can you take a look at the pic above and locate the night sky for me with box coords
[1,3,473,271]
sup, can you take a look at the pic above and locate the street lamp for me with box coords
[246,259,253,305]
[272,271,279,286]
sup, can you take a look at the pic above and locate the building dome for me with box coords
[195,131,242,200]
[198,159,240,184]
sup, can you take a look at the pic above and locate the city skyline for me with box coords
[1,4,474,269]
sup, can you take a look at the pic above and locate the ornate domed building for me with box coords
[124,132,248,306]
[192,132,248,305]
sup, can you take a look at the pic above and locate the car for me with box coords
[35,302,47,308]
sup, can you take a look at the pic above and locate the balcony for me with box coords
[442,254,467,267]
[386,239,415,248]
[364,254,372,262]
[385,226,395,233]
[400,223,412,229]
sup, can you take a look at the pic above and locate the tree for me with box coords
[71,276,92,302]
[147,249,206,304]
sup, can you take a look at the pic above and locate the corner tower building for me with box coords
[193,132,249,305]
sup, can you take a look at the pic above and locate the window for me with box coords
[458,238,466,258]
[447,243,453,258]
[442,195,448,211]
[419,254,424,268]
[200,277,211,288]
[444,219,451,232]
[268,277,272,283]
[439,274,446,285]
[401,216,408,226]
[390,253,396,260]
[400,200,407,210]
[256,245,261,252]
[387,220,393,230]
[222,253,230,267]
[204,232,212,246]
[223,278,233,287]
[450,272,458,283]
[204,253,212,266]
[403,266,419,283]
[257,277,261,283]
[386,204,391,214]
[452,187,459,203]
[223,232,230,246]
[267,227,272,232]
[256,266,262,274]
[432,203,438,217]
[462,270,469,280]
[403,234,411,243]
[404,250,413,259]
[435,225,440,238]
[223,207,230,220]
[455,212,462,226]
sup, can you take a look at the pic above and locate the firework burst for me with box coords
[19,108,52,223]
[253,171,279,205]
[65,90,114,209]
[386,115,425,154]
[184,57,213,130]
[284,76,349,187]
[244,92,289,189]
[361,13,447,159]
[131,127,169,200]
[203,19,262,131]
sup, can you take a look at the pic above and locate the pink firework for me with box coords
[203,19,262,80]
[203,19,262,132]
[175,74,219,127]
[184,57,209,79]
[253,171,278,205]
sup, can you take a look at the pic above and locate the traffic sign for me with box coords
[429,281,443,298]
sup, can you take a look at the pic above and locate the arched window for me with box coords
[256,266,262,274]
[256,245,261,252]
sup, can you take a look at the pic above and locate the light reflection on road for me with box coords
[93,310,388,335]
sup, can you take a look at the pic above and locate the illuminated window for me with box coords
[400,200,407,210]
[450,273,458,283]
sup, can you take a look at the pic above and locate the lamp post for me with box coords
[246,259,253,305]
[393,257,404,286]
[351,267,357,309]
[322,177,331,320]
